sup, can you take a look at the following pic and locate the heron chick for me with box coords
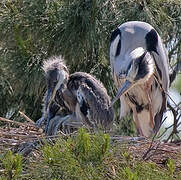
[110,21,169,137]
[39,56,114,134]
[36,57,75,134]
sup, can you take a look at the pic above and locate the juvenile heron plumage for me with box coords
[110,21,169,137]
[37,56,114,134]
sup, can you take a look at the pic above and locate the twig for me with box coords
[13,132,75,156]
[0,117,39,129]
[150,148,177,154]
[168,103,178,132]
[143,117,167,160]
[0,131,41,139]
[19,111,35,124]
[166,92,181,110]
[157,123,174,139]
[165,103,180,142]
[143,142,161,161]
[110,136,145,144]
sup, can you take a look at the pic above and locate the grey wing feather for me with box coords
[153,37,170,93]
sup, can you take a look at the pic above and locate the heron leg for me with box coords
[147,92,154,129]
[144,79,154,129]
[45,117,51,135]
[124,97,143,136]
[47,115,72,135]
[61,114,82,130]
[132,106,144,136]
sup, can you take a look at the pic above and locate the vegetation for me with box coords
[0,0,180,126]
[0,129,181,180]
[0,1,181,179]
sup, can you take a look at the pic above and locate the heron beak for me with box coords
[45,86,57,114]
[44,86,59,134]
[45,88,52,112]
[47,84,61,108]
[111,80,132,106]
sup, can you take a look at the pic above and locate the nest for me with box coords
[0,116,43,153]
[0,114,181,171]
[0,114,73,156]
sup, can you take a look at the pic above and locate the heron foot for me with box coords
[35,117,45,128]
[45,115,81,135]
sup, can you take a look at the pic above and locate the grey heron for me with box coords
[37,56,114,135]
[110,21,169,137]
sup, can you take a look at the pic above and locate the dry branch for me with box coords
[19,111,35,124]
[0,117,40,130]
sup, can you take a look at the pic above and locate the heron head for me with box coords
[111,47,154,106]
[43,56,69,111]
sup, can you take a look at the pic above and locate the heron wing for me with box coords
[152,43,170,93]
[144,27,169,93]
[76,84,95,127]
[77,83,114,129]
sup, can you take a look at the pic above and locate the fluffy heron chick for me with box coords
[41,56,114,134]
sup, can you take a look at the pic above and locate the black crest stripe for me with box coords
[145,29,158,54]
[110,28,122,57]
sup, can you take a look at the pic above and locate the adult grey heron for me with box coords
[37,56,114,135]
[110,21,169,137]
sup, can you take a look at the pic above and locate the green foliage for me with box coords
[173,74,181,92]
[0,151,22,180]
[122,167,138,180]
[0,0,180,118]
[0,0,181,133]
[167,159,175,177]
[116,150,177,180]
[73,128,110,164]
[0,130,181,179]
[122,151,133,165]
[128,162,175,180]
[32,128,111,179]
